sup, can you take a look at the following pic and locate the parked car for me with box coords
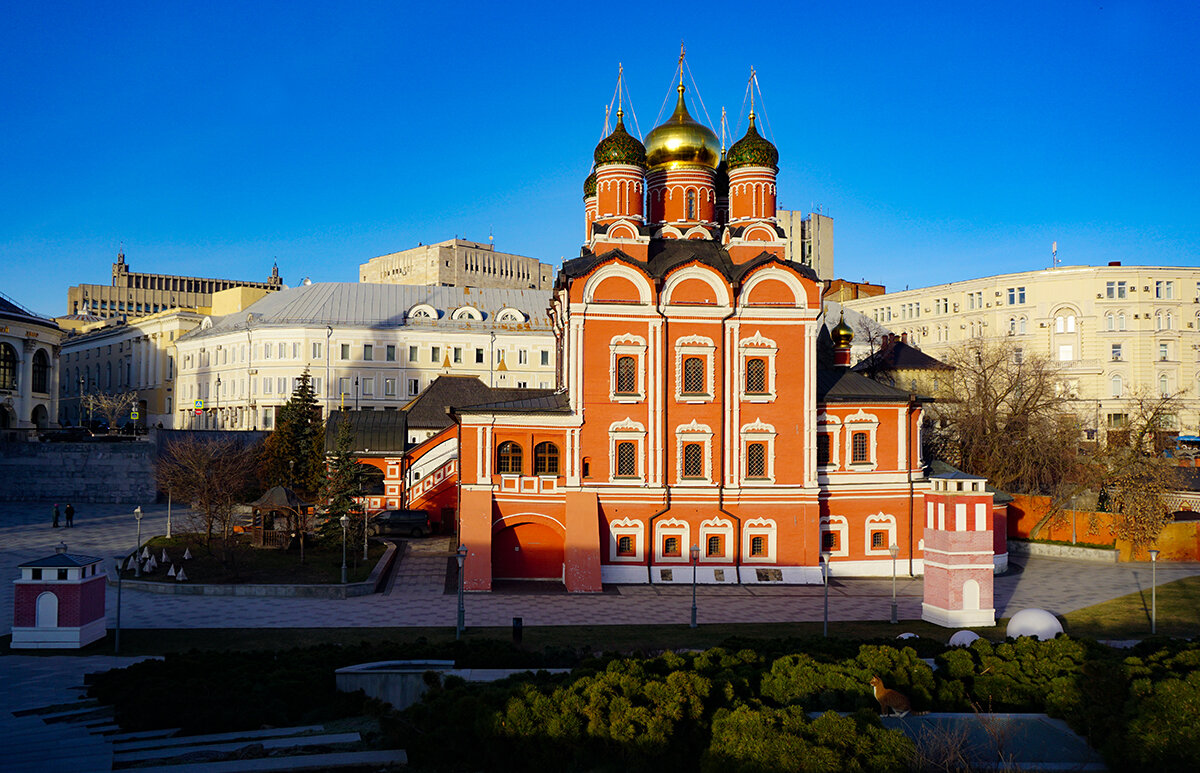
[369,509,432,538]
[38,427,92,442]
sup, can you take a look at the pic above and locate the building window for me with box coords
[496,441,522,475]
[534,442,560,475]
[663,536,681,557]
[746,442,767,478]
[361,378,374,396]
[408,346,418,362]
[407,378,419,396]
[1007,286,1026,304]
[384,378,396,396]
[1156,280,1174,299]
[1105,313,1115,331]
[616,536,634,556]
[817,434,831,466]
[475,348,484,364]
[822,531,838,552]
[750,536,765,557]
[615,355,637,394]
[682,443,704,478]
[31,350,49,393]
[682,357,705,394]
[363,344,373,361]
[1013,347,1024,364]
[745,358,766,394]
[454,347,463,363]
[871,531,886,549]
[540,350,550,366]
[1111,343,1122,361]
[1110,374,1123,398]
[312,342,322,359]
[338,343,348,359]
[429,346,440,363]
[1106,281,1127,299]
[518,350,527,365]
[851,431,869,463]
[616,441,638,477]
[385,345,396,362]
[1160,342,1170,361]
[706,534,722,557]
[338,377,350,396]
[1160,373,1170,397]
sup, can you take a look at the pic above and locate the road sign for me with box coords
[131,411,139,420]
[194,399,204,409]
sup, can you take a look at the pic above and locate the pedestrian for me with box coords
[65,503,75,528]
[52,504,60,528]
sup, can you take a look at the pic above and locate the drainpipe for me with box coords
[907,394,917,577]
[716,303,739,583]
[647,296,669,584]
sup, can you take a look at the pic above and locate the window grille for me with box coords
[706,535,721,557]
[663,537,680,556]
[852,431,869,463]
[682,356,705,394]
[751,536,765,556]
[817,434,831,466]
[616,355,637,393]
[682,443,704,477]
[616,441,637,477]
[745,358,766,393]
[617,536,633,555]
[746,442,766,478]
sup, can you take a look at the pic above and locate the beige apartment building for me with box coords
[359,239,556,290]
[841,263,1200,437]
[777,210,835,281]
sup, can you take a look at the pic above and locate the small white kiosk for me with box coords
[11,543,107,649]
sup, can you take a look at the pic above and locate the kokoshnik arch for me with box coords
[433,64,1005,603]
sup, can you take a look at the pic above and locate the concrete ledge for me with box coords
[1008,539,1119,563]
[107,542,397,598]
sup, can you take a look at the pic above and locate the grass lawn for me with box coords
[1062,574,1200,639]
[134,534,386,585]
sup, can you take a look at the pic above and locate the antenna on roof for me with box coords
[1052,240,1059,268]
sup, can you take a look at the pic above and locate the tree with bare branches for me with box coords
[157,435,260,564]
[83,391,138,432]
[1096,390,1183,552]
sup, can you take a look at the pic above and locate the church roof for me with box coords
[852,337,953,373]
[561,240,818,289]
[404,376,555,429]
[184,283,553,341]
[454,390,569,415]
[324,409,408,456]
[816,368,915,403]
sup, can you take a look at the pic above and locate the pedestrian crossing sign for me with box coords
[131,411,139,420]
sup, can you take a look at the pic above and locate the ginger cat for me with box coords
[870,675,911,717]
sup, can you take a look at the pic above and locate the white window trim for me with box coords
[738,331,778,403]
[699,517,733,563]
[820,515,849,558]
[843,410,879,471]
[608,418,646,483]
[609,334,647,403]
[654,517,690,563]
[674,335,716,403]
[743,517,777,563]
[864,513,898,557]
[609,517,644,563]
[740,419,776,485]
[675,420,713,485]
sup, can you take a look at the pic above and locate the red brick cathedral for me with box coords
[452,69,975,595]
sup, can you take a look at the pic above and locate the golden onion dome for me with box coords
[831,313,855,348]
[644,83,720,171]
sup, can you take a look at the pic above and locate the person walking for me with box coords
[52,504,60,528]
[64,503,75,528]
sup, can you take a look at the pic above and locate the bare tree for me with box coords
[1097,389,1183,552]
[83,391,138,432]
[924,339,1087,505]
[157,436,259,564]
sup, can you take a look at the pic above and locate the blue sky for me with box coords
[3,1,1198,317]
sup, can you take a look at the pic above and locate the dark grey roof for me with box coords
[324,410,408,455]
[183,283,553,341]
[852,338,953,374]
[404,376,554,429]
[455,391,569,414]
[816,368,915,403]
[928,460,1014,504]
[0,293,58,329]
[559,240,818,288]
[20,552,102,568]
[249,486,308,509]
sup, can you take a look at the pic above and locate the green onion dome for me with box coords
[584,170,597,198]
[593,113,647,168]
[726,113,778,171]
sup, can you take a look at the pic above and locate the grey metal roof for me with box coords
[182,283,553,341]
[20,552,102,568]
[324,409,408,456]
[0,292,58,329]
[454,391,569,414]
[816,368,914,403]
[404,376,556,429]
[852,337,953,373]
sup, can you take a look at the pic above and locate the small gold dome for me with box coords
[644,83,720,171]
[831,313,854,348]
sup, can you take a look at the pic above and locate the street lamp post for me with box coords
[166,490,172,539]
[821,553,829,638]
[214,376,221,429]
[133,506,144,577]
[1150,548,1160,634]
[78,374,85,426]
[456,545,468,640]
[690,543,700,629]
[889,543,900,624]
[354,376,360,411]
[340,514,349,584]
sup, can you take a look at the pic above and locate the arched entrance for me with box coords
[0,405,12,429]
[493,518,565,580]
[31,404,49,428]
[36,592,59,627]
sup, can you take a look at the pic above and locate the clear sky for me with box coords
[3,1,1198,318]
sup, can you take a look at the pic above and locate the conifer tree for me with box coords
[317,414,366,544]
[260,368,325,499]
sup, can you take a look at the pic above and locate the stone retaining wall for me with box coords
[1008,539,1119,563]
[0,441,156,503]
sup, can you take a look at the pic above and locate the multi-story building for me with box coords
[58,307,208,428]
[66,251,282,320]
[359,239,556,290]
[0,294,63,431]
[173,283,556,431]
[842,263,1200,435]
[777,210,835,281]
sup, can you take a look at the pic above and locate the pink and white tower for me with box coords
[921,472,997,627]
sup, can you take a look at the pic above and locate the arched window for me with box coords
[682,442,704,478]
[663,536,680,556]
[1166,312,1174,330]
[533,442,559,476]
[31,349,49,393]
[1117,312,1126,330]
[615,441,637,477]
[0,343,18,390]
[682,356,705,394]
[1160,374,1170,397]
[616,536,634,556]
[1111,374,1123,398]
[1008,317,1017,334]
[686,189,696,220]
[746,442,766,478]
[1018,317,1027,334]
[615,356,637,394]
[1106,313,1115,331]
[1155,311,1164,330]
[851,431,869,463]
[496,442,522,475]
[354,463,385,495]
[745,358,766,394]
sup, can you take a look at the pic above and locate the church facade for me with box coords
[451,70,960,593]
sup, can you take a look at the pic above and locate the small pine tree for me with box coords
[317,415,366,544]
[260,368,325,499]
